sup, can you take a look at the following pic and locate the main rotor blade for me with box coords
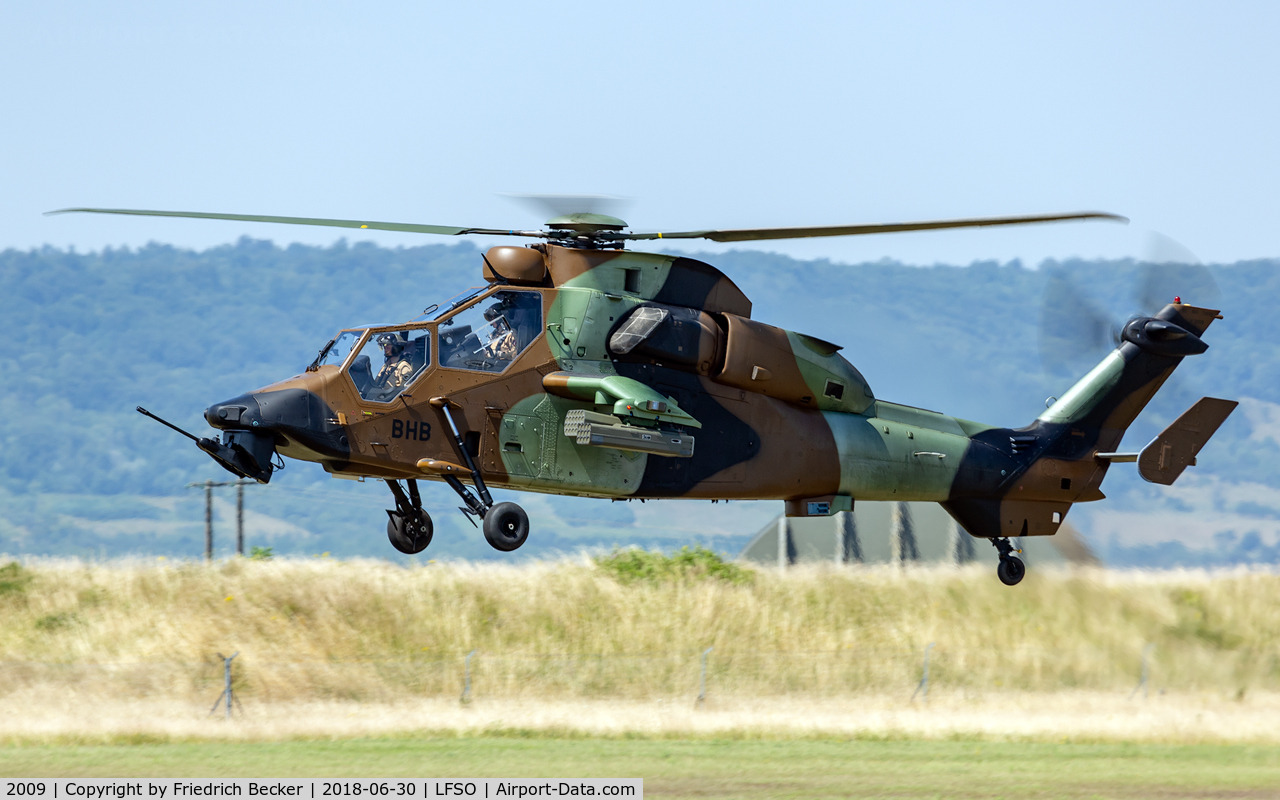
[44,207,526,237]
[48,207,1129,244]
[623,211,1127,243]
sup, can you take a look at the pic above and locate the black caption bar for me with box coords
[1,782,641,800]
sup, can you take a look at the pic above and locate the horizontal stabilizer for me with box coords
[1138,397,1238,485]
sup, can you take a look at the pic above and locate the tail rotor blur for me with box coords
[1134,232,1219,314]
[1038,232,1218,378]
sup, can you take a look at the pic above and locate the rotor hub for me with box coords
[544,212,628,233]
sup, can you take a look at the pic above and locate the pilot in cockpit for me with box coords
[481,304,519,362]
[486,292,541,353]
[373,333,415,389]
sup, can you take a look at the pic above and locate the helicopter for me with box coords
[51,204,1238,585]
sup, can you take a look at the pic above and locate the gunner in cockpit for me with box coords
[481,303,519,362]
[373,333,415,388]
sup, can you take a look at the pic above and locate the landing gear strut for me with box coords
[385,478,433,554]
[991,537,1026,586]
[431,397,531,552]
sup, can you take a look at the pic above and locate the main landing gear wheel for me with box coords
[387,509,433,554]
[997,556,1026,586]
[483,502,530,552]
[384,478,432,555]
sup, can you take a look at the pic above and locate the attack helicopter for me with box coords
[52,204,1238,584]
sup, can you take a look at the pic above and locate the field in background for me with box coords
[2,557,1278,710]
[6,692,1280,746]
[6,557,1280,793]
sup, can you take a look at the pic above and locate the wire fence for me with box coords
[4,642,1279,704]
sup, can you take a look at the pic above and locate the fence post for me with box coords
[1129,643,1155,699]
[204,481,214,561]
[838,510,861,564]
[697,647,714,706]
[208,651,239,719]
[461,649,477,704]
[910,642,935,702]
[950,518,975,564]
[776,516,790,569]
[891,502,920,563]
[236,481,245,557]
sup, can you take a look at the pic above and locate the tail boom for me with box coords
[941,303,1225,539]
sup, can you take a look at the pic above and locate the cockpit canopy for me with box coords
[348,328,431,403]
[311,288,544,404]
[437,289,541,373]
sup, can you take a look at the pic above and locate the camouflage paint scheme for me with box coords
[205,243,1223,540]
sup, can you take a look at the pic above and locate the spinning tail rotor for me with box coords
[1038,232,1220,378]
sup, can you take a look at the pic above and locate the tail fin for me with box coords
[1035,303,1220,452]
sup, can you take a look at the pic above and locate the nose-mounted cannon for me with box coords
[199,394,279,483]
[139,385,348,485]
[204,387,355,482]
[137,404,278,484]
[200,428,278,484]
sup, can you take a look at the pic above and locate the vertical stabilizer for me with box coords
[1035,303,1219,452]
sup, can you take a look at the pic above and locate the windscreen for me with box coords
[313,330,363,369]
[438,290,542,373]
[347,328,432,403]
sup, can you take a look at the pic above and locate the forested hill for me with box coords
[1,239,1277,563]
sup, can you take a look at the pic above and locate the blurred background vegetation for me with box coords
[1,559,1277,701]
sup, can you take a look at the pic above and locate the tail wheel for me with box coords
[388,509,433,554]
[997,556,1026,586]
[482,502,530,552]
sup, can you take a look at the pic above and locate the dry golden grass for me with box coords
[4,690,1280,745]
[1,558,1278,706]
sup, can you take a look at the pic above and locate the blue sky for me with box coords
[3,1,1277,266]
